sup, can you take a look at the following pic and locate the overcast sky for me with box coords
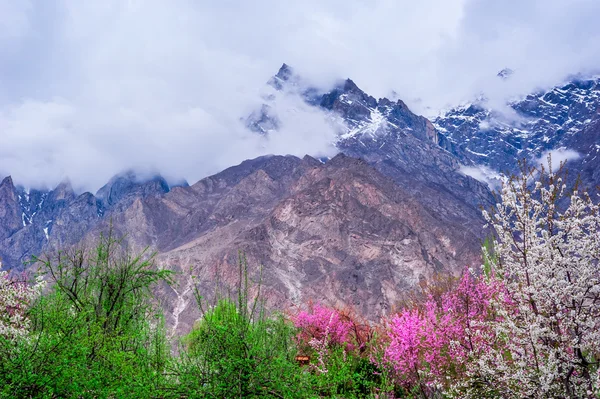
[1,0,600,192]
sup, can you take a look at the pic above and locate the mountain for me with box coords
[6,64,599,336]
[433,75,600,191]
[257,64,600,195]
[0,173,172,271]
[96,171,171,211]
[561,114,600,192]
[0,177,22,245]
[0,151,487,334]
[73,154,484,334]
[250,64,494,228]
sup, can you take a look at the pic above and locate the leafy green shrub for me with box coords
[0,231,174,398]
[175,255,310,398]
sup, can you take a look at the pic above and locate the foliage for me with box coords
[0,231,174,398]
[176,254,309,398]
[2,158,600,398]
[293,304,390,398]
[294,303,353,355]
[378,159,600,398]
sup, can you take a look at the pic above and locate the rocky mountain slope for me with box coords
[433,76,600,191]
[86,154,485,334]
[0,151,487,334]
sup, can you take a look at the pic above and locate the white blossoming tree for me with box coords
[477,160,600,398]
[0,261,45,342]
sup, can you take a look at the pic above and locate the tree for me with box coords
[292,303,385,398]
[0,265,45,342]
[0,231,174,398]
[381,270,502,398]
[476,160,600,398]
[176,253,308,399]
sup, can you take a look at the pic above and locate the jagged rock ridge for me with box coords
[433,75,600,190]
[0,172,174,270]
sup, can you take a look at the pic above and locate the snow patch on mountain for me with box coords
[339,108,387,140]
[434,76,600,177]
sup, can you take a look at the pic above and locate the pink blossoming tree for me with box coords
[381,270,503,397]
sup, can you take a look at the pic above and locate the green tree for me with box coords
[175,253,310,398]
[0,230,174,398]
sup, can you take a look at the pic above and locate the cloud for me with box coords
[0,1,31,41]
[460,165,502,189]
[0,0,599,192]
[427,0,600,113]
[533,149,582,172]
[0,0,342,192]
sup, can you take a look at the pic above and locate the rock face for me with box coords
[96,171,170,211]
[0,177,23,245]
[561,115,600,195]
[433,76,600,189]
[86,154,484,335]
[0,173,172,271]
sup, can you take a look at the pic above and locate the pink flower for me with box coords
[292,303,352,348]
[380,269,505,390]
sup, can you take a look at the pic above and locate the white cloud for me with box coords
[0,0,599,191]
[460,165,502,189]
[0,1,32,41]
[533,149,581,172]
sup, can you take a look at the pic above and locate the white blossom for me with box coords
[0,262,45,342]
[475,163,600,398]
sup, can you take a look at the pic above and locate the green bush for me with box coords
[0,242,398,398]
[175,255,311,398]
[0,231,173,398]
[306,346,387,398]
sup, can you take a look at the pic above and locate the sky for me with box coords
[1,0,600,192]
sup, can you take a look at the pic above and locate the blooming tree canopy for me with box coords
[382,270,502,396]
[478,162,600,398]
[0,262,45,341]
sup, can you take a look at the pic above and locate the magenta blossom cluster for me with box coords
[382,270,504,391]
[292,303,353,348]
